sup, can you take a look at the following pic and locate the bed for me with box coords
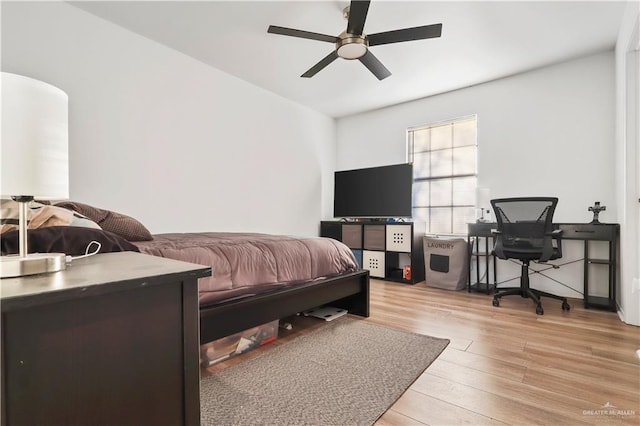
[133,232,370,344]
[1,200,370,345]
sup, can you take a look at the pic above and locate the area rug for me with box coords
[200,316,449,425]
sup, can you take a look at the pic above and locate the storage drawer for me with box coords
[200,320,278,367]
[363,225,385,250]
[467,222,494,237]
[558,224,617,241]
[386,224,412,252]
[341,224,363,249]
[362,250,385,278]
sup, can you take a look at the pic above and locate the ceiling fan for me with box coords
[267,0,442,81]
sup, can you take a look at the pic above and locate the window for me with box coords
[407,116,477,234]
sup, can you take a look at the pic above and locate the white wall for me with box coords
[615,1,640,326]
[336,52,619,302]
[1,1,335,237]
[336,51,616,224]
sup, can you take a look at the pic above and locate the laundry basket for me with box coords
[423,236,470,290]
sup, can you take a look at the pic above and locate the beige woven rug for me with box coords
[200,316,449,425]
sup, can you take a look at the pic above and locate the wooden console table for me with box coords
[467,222,620,311]
[1,252,211,426]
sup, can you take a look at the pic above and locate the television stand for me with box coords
[320,220,425,284]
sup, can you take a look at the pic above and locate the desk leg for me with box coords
[492,242,497,293]
[584,241,589,309]
[609,239,616,307]
[467,236,472,292]
[484,237,490,294]
[476,238,482,292]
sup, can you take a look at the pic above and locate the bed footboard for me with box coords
[199,270,369,344]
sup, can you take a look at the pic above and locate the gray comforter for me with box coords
[134,232,358,306]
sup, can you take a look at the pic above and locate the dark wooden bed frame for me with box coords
[199,270,370,344]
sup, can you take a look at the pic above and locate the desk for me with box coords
[467,222,620,311]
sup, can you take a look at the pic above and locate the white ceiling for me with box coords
[70,1,627,118]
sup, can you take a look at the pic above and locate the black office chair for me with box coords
[490,197,571,315]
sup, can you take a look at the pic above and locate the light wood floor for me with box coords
[202,279,640,425]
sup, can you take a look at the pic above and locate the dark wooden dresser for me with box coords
[1,251,211,426]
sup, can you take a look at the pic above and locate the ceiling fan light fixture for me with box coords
[336,34,368,59]
[267,0,443,79]
[337,43,367,59]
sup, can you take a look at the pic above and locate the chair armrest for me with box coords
[542,229,563,261]
[490,229,505,259]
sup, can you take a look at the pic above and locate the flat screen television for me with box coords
[334,163,413,218]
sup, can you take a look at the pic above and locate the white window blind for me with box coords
[407,116,478,234]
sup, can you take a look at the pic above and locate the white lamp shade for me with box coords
[1,72,69,200]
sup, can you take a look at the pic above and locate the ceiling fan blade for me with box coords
[368,23,443,46]
[358,50,391,80]
[347,0,370,36]
[268,25,338,43]
[301,51,339,78]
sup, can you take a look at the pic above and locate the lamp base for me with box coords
[1,253,66,279]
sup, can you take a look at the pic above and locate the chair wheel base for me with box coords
[536,305,544,315]
[492,298,500,307]
[562,301,571,311]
